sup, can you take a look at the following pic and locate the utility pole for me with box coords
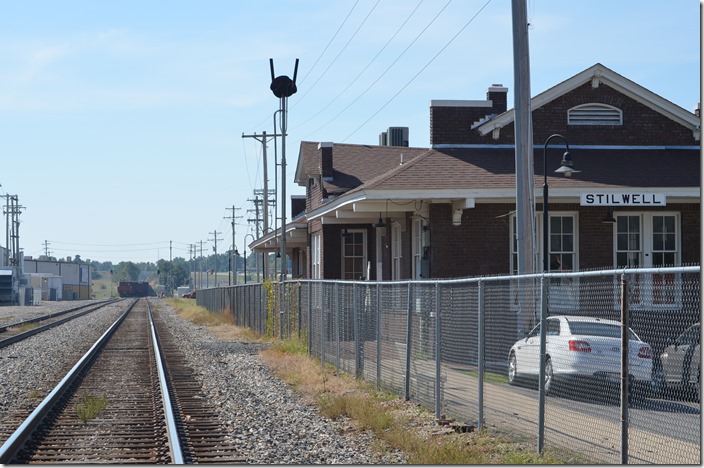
[199,240,204,289]
[4,195,23,268]
[188,244,195,290]
[512,0,535,333]
[209,231,222,287]
[43,240,51,257]
[224,206,242,285]
[242,133,282,281]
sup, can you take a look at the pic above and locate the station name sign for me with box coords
[580,193,666,206]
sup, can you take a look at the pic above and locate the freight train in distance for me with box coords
[117,281,156,298]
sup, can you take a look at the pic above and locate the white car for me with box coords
[507,316,653,399]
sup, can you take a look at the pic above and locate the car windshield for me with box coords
[568,321,638,340]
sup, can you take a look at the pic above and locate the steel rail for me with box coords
[0,298,121,333]
[0,299,124,349]
[147,301,185,464]
[0,299,137,464]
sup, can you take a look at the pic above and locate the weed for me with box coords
[75,394,108,423]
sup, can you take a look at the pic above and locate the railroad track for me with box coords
[0,299,122,349]
[0,298,244,464]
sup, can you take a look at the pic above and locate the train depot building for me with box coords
[250,63,700,282]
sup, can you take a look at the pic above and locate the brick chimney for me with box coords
[487,84,508,114]
[318,142,333,181]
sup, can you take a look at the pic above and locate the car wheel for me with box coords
[544,358,554,395]
[508,353,518,385]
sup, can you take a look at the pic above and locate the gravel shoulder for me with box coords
[0,299,409,463]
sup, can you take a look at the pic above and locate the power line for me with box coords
[343,0,495,142]
[297,0,360,87]
[292,0,380,110]
[304,0,454,140]
[245,1,360,134]
[294,0,424,133]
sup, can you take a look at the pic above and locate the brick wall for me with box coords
[428,202,700,277]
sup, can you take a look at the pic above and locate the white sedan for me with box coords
[507,315,653,399]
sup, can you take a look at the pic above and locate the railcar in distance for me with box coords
[117,281,155,298]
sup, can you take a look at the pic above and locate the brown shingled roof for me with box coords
[345,146,700,195]
[295,141,430,192]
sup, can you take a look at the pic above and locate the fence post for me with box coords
[279,282,284,340]
[335,283,340,372]
[307,282,312,356]
[354,283,362,379]
[434,282,442,419]
[538,276,547,453]
[321,283,326,368]
[298,283,302,340]
[405,283,413,401]
[478,279,484,430]
[376,282,382,388]
[620,273,629,464]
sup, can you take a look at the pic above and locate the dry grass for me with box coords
[75,394,108,424]
[162,298,588,464]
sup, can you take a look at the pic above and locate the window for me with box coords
[612,212,681,308]
[614,213,679,268]
[510,212,579,313]
[391,222,402,280]
[412,218,423,279]
[311,233,321,279]
[341,230,366,280]
[568,103,622,125]
[510,212,578,273]
[549,216,575,271]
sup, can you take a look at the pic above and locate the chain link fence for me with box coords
[197,266,700,464]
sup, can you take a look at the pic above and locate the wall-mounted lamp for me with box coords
[602,209,616,224]
[373,212,387,228]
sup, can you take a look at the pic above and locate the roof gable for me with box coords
[476,63,700,141]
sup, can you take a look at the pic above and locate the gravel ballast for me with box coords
[0,299,407,463]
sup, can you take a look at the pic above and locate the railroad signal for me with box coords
[269,58,299,98]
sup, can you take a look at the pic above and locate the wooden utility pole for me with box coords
[209,231,223,287]
[224,206,242,285]
[512,0,536,334]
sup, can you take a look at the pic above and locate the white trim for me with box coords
[340,229,367,280]
[431,144,700,150]
[476,63,700,137]
[430,99,491,107]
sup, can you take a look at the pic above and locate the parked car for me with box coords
[653,322,700,401]
[507,316,653,399]
[182,290,197,299]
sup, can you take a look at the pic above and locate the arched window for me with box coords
[568,103,622,125]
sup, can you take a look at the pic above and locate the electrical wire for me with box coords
[245,1,360,134]
[304,0,454,139]
[292,0,380,110]
[294,0,424,133]
[343,0,495,142]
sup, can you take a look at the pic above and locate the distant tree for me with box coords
[114,261,140,282]
[156,258,190,289]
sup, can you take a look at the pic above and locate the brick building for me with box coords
[250,63,700,285]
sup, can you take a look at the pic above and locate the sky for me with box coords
[0,0,700,265]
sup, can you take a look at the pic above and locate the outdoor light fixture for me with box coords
[373,212,387,228]
[602,209,616,224]
[542,134,580,273]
